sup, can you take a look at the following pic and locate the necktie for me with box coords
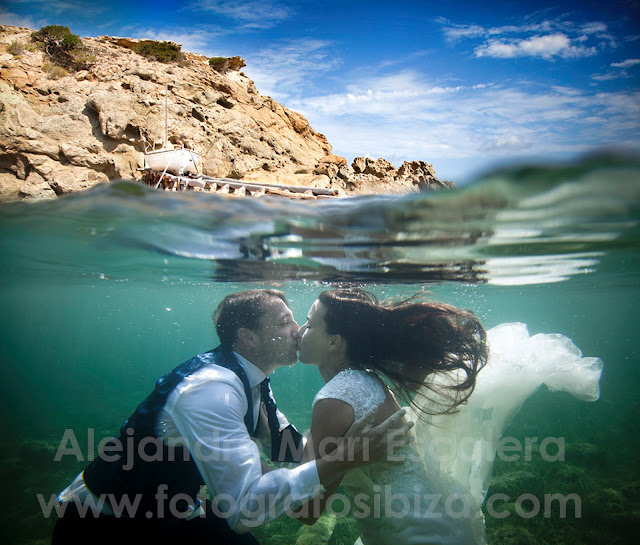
[260,377,280,435]
[260,377,304,463]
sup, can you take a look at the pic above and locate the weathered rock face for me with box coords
[0,25,453,202]
[323,157,454,194]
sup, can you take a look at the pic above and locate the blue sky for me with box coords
[2,1,639,183]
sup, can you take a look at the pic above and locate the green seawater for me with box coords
[0,154,639,544]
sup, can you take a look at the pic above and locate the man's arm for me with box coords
[166,370,412,532]
[166,372,323,533]
[314,405,412,484]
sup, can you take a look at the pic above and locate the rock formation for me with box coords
[0,25,453,202]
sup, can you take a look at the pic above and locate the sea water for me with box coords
[0,154,638,544]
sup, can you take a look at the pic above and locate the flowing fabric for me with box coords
[409,322,604,507]
[313,323,603,545]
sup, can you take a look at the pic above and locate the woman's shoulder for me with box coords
[313,370,386,419]
[316,369,383,397]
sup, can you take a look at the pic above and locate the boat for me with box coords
[145,144,201,176]
[144,85,202,176]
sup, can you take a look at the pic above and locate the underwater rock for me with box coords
[582,487,625,520]
[486,525,538,545]
[330,516,360,545]
[295,513,336,545]
[486,470,542,498]
[565,441,608,468]
[621,480,640,502]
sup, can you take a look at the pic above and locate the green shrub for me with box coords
[31,25,82,55]
[31,25,88,69]
[208,56,229,72]
[42,62,68,80]
[132,40,184,63]
[7,40,25,56]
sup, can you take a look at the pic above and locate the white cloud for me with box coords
[488,20,556,36]
[612,58,640,68]
[0,10,39,29]
[580,21,608,34]
[438,19,486,41]
[242,39,340,99]
[475,33,597,59]
[277,68,639,181]
[189,0,290,30]
[591,73,618,82]
[440,16,615,61]
[489,135,527,150]
[592,58,640,81]
[4,0,108,18]
[440,18,561,41]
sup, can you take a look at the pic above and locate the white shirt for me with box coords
[59,351,323,532]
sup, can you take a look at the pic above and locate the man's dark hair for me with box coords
[214,289,288,348]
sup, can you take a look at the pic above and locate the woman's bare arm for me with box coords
[293,398,355,524]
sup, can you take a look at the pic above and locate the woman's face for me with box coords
[297,299,333,365]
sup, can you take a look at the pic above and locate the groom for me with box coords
[52,289,406,544]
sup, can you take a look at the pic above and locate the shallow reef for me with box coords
[3,402,639,545]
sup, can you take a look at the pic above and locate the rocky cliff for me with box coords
[0,25,453,202]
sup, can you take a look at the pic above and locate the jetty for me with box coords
[141,169,340,199]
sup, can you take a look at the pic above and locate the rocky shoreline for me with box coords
[0,25,453,202]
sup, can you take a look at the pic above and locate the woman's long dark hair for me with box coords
[318,289,488,416]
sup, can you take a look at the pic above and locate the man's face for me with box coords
[297,299,333,366]
[254,298,300,367]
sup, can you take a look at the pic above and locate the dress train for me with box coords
[409,322,603,506]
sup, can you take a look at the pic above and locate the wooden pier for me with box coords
[141,170,340,199]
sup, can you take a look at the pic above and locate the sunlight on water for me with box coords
[2,154,638,287]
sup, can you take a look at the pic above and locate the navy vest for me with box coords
[83,346,302,517]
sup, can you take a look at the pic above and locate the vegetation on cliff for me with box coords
[208,56,246,73]
[131,40,185,64]
[208,56,229,72]
[30,25,92,70]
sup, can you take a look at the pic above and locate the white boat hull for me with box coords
[145,148,201,175]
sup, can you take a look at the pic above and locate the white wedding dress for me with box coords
[312,323,603,545]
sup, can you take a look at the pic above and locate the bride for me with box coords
[293,289,603,545]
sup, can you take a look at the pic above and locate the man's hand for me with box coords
[314,408,414,486]
[343,408,414,465]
